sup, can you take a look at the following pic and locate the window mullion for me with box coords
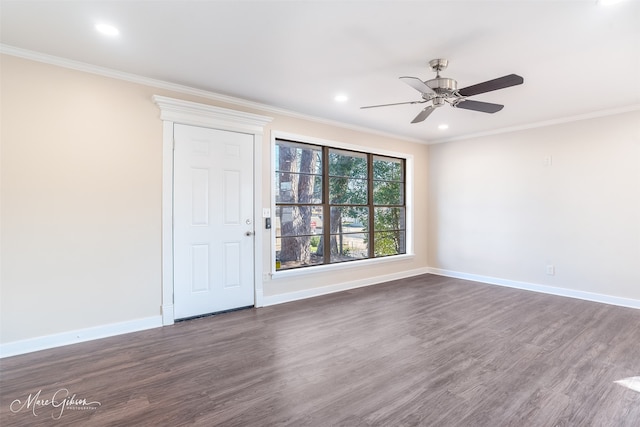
[322,147,330,265]
[367,153,375,259]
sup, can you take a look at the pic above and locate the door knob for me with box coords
[245,231,255,236]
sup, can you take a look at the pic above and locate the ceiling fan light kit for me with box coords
[362,58,524,124]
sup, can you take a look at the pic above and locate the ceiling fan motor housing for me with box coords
[426,77,458,96]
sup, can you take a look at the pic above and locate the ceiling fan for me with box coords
[361,59,524,123]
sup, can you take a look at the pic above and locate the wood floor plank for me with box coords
[1,274,639,426]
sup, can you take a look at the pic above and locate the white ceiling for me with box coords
[1,0,639,143]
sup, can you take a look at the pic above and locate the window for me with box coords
[275,138,406,271]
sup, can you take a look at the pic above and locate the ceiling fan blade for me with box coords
[411,106,436,123]
[360,100,426,109]
[458,74,524,97]
[455,99,504,113]
[400,76,435,95]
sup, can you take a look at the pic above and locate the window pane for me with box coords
[329,177,367,204]
[373,156,404,181]
[276,236,323,270]
[276,140,322,175]
[276,173,322,204]
[328,149,367,178]
[330,233,369,263]
[374,231,406,257]
[329,206,368,263]
[276,140,322,204]
[373,180,403,205]
[329,206,368,231]
[374,207,405,231]
[276,205,323,237]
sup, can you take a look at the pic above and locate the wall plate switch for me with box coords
[262,208,271,218]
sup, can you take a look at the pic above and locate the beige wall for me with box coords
[428,110,640,300]
[0,55,429,345]
[2,56,163,343]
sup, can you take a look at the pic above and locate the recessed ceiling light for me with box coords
[95,23,119,37]
[334,94,348,103]
[438,124,449,130]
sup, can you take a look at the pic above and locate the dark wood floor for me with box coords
[2,274,640,426]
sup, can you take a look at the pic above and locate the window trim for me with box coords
[270,131,414,278]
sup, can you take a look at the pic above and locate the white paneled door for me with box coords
[173,124,255,319]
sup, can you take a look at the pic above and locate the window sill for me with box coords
[270,253,415,279]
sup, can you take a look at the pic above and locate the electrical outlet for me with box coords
[262,208,271,218]
[546,264,555,276]
[544,156,553,167]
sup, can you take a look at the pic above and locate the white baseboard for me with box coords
[427,267,640,310]
[6,268,634,358]
[262,267,430,306]
[0,316,163,359]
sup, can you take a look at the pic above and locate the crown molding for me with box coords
[0,44,424,144]
[428,104,640,144]
[3,44,637,146]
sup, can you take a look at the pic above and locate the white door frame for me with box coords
[153,95,272,325]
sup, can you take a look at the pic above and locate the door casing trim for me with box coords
[154,95,273,325]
